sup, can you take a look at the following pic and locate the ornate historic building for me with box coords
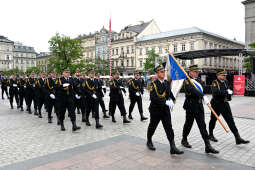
[36,52,52,73]
[0,36,14,71]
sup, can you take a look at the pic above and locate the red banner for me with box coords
[233,75,245,96]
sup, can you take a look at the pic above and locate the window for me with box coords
[209,58,212,66]
[6,55,9,60]
[139,60,143,67]
[181,44,186,51]
[131,59,134,66]
[116,49,118,55]
[127,60,129,67]
[190,43,194,50]
[174,44,177,52]
[121,47,124,54]
[27,60,29,64]
[190,59,194,65]
[204,58,207,65]
[127,46,130,54]
[146,47,148,54]
[112,49,114,55]
[139,48,143,55]
[131,46,134,54]
[158,46,162,54]
[21,59,24,64]
[121,60,124,66]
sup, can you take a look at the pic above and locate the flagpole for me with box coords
[109,16,112,80]
[168,53,229,133]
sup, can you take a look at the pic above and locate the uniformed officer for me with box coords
[55,69,81,131]
[45,71,57,123]
[146,63,183,155]
[181,65,219,154]
[73,69,82,115]
[17,73,26,111]
[128,71,148,121]
[35,73,47,118]
[95,73,109,119]
[82,69,103,129]
[1,76,9,99]
[26,72,37,114]
[8,74,20,109]
[79,71,87,122]
[209,69,249,145]
[108,70,131,124]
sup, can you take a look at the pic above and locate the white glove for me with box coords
[227,89,233,95]
[24,86,26,88]
[92,94,97,99]
[50,94,55,99]
[135,92,140,96]
[120,86,124,89]
[102,86,106,88]
[165,100,174,109]
[75,94,81,99]
[63,83,70,87]
[203,96,210,105]
[13,84,17,87]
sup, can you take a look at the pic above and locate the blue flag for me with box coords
[168,54,187,80]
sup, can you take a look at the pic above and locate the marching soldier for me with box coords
[17,73,26,111]
[128,71,148,121]
[95,73,109,119]
[181,65,219,154]
[146,63,183,155]
[1,76,9,99]
[209,69,249,145]
[26,72,37,114]
[45,71,57,124]
[73,69,82,115]
[108,71,130,124]
[55,69,81,131]
[79,71,87,122]
[35,73,47,118]
[82,69,103,129]
[8,74,20,109]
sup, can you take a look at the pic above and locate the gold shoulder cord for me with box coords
[131,80,139,90]
[110,80,116,88]
[86,80,95,91]
[47,79,53,90]
[152,82,166,98]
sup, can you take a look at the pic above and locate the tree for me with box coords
[244,43,255,73]
[144,50,164,74]
[94,56,109,75]
[26,66,41,75]
[48,33,84,74]
[1,68,23,76]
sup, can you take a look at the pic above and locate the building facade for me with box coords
[0,36,14,71]
[13,42,36,72]
[95,27,109,60]
[136,27,244,73]
[242,0,255,49]
[36,52,52,73]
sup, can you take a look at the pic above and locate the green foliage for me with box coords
[1,68,23,76]
[144,50,164,74]
[94,57,109,75]
[26,66,41,75]
[48,33,83,74]
[244,42,255,73]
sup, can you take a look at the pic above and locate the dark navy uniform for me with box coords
[73,76,82,115]
[209,70,249,145]
[96,78,109,118]
[35,78,46,118]
[8,77,19,109]
[17,77,26,111]
[25,77,37,114]
[1,77,9,99]
[45,77,56,123]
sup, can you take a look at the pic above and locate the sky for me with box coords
[0,0,246,52]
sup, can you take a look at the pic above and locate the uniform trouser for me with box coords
[19,90,25,108]
[98,97,106,112]
[57,95,76,122]
[109,97,127,116]
[1,86,8,98]
[27,94,37,111]
[183,109,209,141]
[37,96,45,112]
[80,97,86,114]
[9,88,19,106]
[46,97,56,118]
[147,107,174,142]
[86,98,99,120]
[209,102,238,135]
[129,96,143,115]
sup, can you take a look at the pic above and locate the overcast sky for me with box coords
[0,0,245,52]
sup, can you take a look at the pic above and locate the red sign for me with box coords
[233,75,245,96]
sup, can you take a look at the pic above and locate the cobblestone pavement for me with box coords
[0,90,254,169]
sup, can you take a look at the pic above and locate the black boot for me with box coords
[181,138,192,148]
[103,111,110,119]
[235,133,250,145]
[92,112,95,118]
[140,113,148,121]
[86,119,91,126]
[20,107,24,112]
[57,119,60,125]
[34,110,38,116]
[77,109,80,114]
[123,115,131,124]
[60,121,66,131]
[72,121,81,131]
[128,114,133,120]
[112,115,116,123]
[209,134,218,142]
[205,139,219,154]
[38,111,42,118]
[170,140,184,155]
[10,104,14,109]
[28,108,32,114]
[95,119,103,129]
[146,140,156,151]
[82,113,86,122]
[48,116,53,123]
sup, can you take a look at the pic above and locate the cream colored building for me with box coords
[0,36,14,71]
[36,52,52,73]
[136,27,245,73]
[77,33,96,61]
[13,42,36,72]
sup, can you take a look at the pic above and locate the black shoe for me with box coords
[123,116,131,124]
[2,97,4,100]
[20,107,24,111]
[112,116,116,123]
[96,120,103,129]
[38,112,42,118]
[34,110,38,116]
[205,140,219,154]
[61,122,66,131]
[72,121,81,131]
[77,109,81,114]
[11,105,14,109]
[170,140,184,155]
[17,105,20,109]
[86,121,91,126]
[82,118,86,122]
[209,134,218,142]
[48,117,52,123]
[57,120,60,125]
[147,141,156,151]
[103,112,110,119]
[128,114,133,120]
[28,109,32,114]
[236,137,250,145]
[181,138,192,148]
[141,116,148,121]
